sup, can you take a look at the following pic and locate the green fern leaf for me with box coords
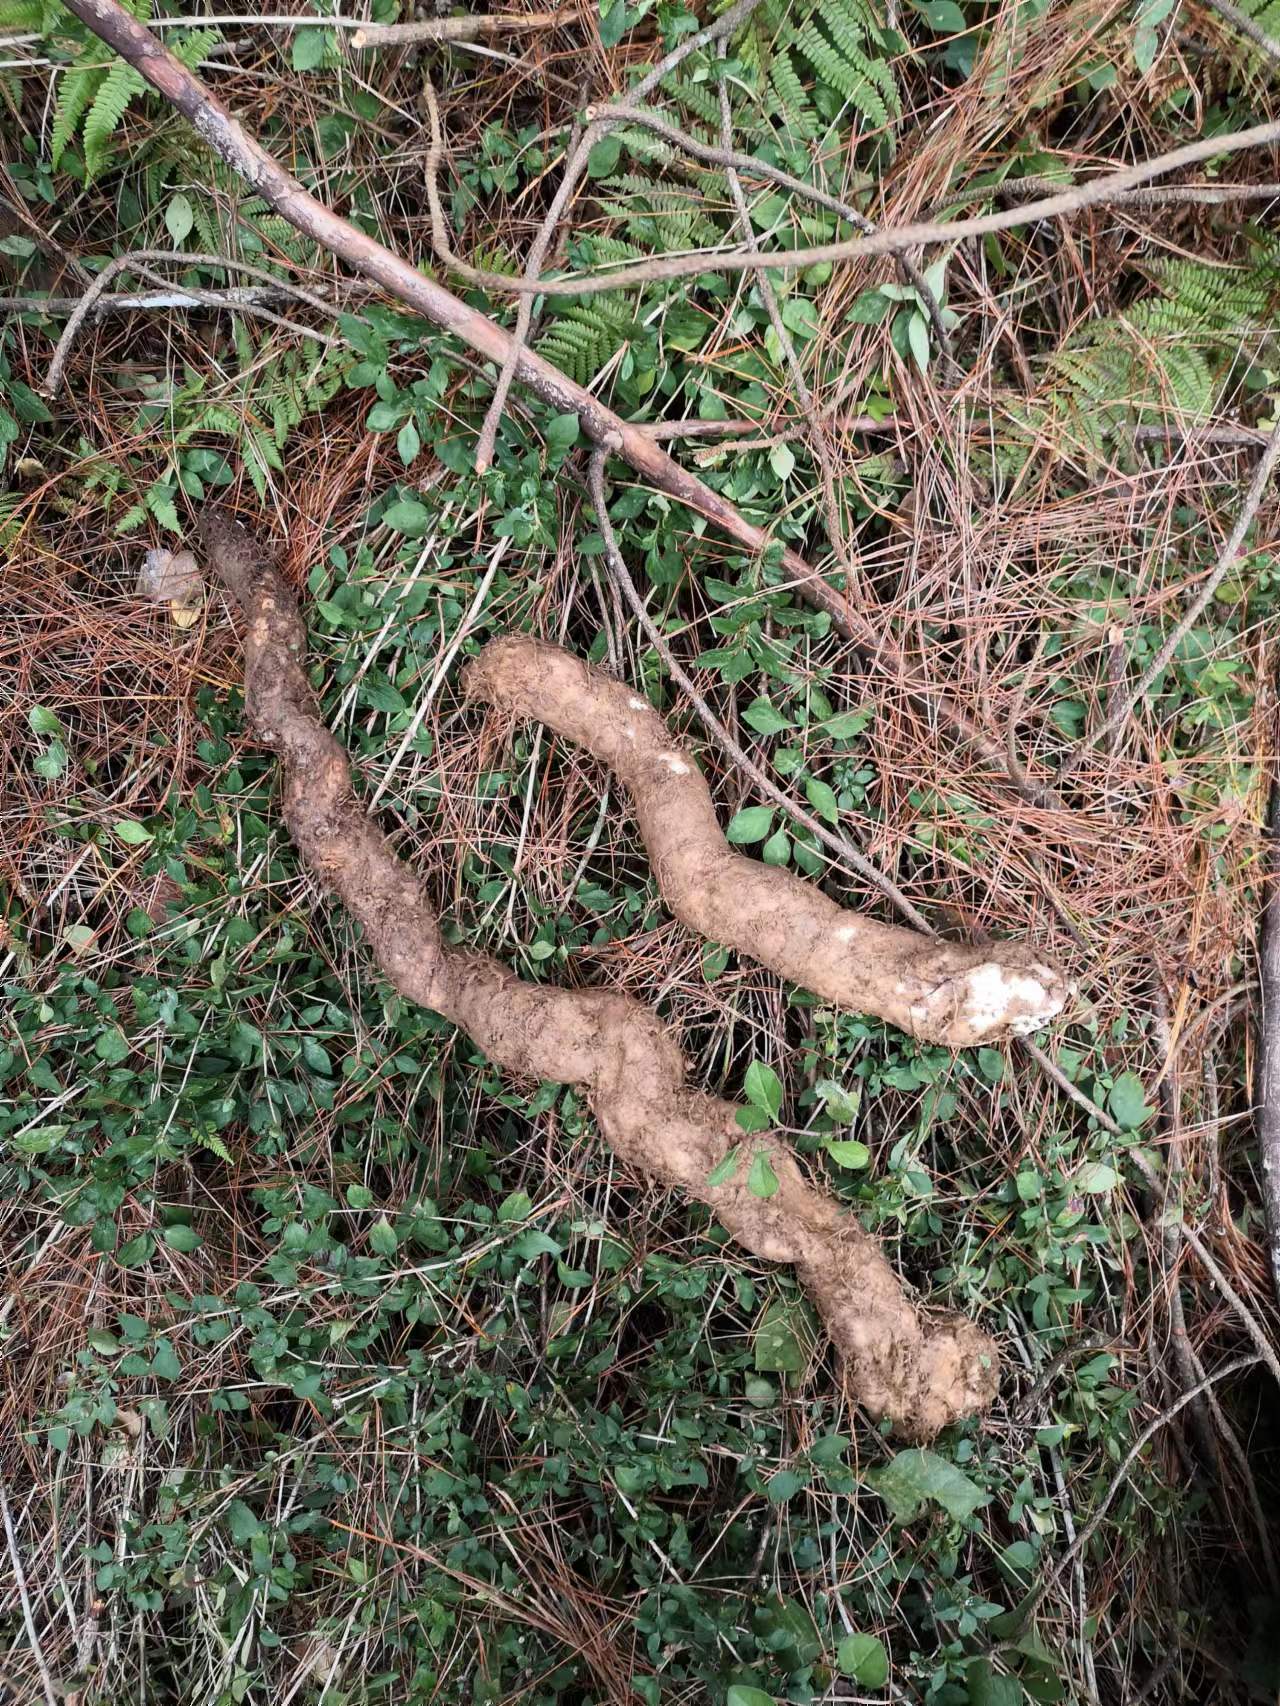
[81,59,145,180]
[51,60,105,169]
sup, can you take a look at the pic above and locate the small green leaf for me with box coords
[115,1233,155,1269]
[726,1688,776,1706]
[907,309,930,372]
[498,1190,534,1223]
[867,1447,990,1524]
[825,1139,870,1169]
[162,1224,202,1253]
[1073,1161,1118,1194]
[747,1151,780,1199]
[165,192,193,244]
[816,1078,860,1122]
[707,1146,741,1188]
[966,1657,1026,1706]
[742,696,792,735]
[369,1216,398,1257]
[744,1376,776,1407]
[382,497,431,536]
[804,777,839,824]
[544,412,580,454]
[1108,1070,1152,1129]
[761,828,791,866]
[769,442,796,481]
[397,418,420,465]
[727,805,774,845]
[114,820,152,845]
[345,1184,374,1209]
[27,706,62,736]
[765,1467,806,1503]
[598,0,628,47]
[909,0,968,30]
[586,132,621,177]
[836,1633,889,1687]
[744,1061,783,1118]
[150,1338,181,1381]
[291,26,330,69]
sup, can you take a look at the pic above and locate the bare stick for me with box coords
[1063,412,1280,770]
[379,118,1280,296]
[1258,712,1280,1301]
[2,283,316,315]
[58,0,1053,806]
[350,10,569,48]
[42,248,345,396]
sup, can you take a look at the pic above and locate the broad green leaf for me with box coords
[162,1224,202,1253]
[114,820,152,845]
[291,27,330,69]
[27,706,62,736]
[1073,1161,1118,1194]
[816,1078,860,1121]
[498,1190,534,1222]
[765,1467,806,1503]
[754,1299,812,1373]
[867,1447,990,1524]
[165,193,193,244]
[769,442,796,481]
[726,1688,776,1706]
[544,412,580,453]
[837,1633,889,1687]
[747,1151,780,1198]
[707,1146,741,1188]
[1108,1071,1152,1129]
[742,696,792,735]
[804,777,839,824]
[382,498,431,536]
[369,1216,398,1257]
[727,805,774,845]
[744,1061,783,1118]
[825,1139,870,1169]
[966,1657,1025,1705]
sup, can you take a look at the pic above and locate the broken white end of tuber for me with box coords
[911,959,1071,1047]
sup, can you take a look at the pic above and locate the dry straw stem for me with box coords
[200,510,1001,1436]
[58,0,1056,807]
[1258,732,1280,1302]
[1064,411,1280,771]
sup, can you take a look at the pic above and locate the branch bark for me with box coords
[200,510,1000,1437]
[57,0,1059,808]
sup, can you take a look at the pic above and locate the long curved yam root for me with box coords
[465,638,1068,1047]
[201,515,998,1436]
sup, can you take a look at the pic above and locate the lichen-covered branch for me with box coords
[200,513,999,1437]
[465,637,1068,1048]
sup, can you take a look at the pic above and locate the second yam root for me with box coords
[465,636,1069,1048]
[201,514,1010,1436]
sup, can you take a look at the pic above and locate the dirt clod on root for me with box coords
[201,513,1001,1436]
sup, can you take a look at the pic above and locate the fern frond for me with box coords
[81,59,144,180]
[51,60,104,169]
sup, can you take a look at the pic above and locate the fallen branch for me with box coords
[57,0,1058,808]
[200,510,1001,1437]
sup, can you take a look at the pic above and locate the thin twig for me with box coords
[1257,692,1280,1300]
[0,1482,58,1706]
[410,118,1280,296]
[1063,412,1280,771]
[2,282,313,315]
[42,249,346,397]
[588,447,934,933]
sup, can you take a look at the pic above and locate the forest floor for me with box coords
[4,0,1280,1702]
